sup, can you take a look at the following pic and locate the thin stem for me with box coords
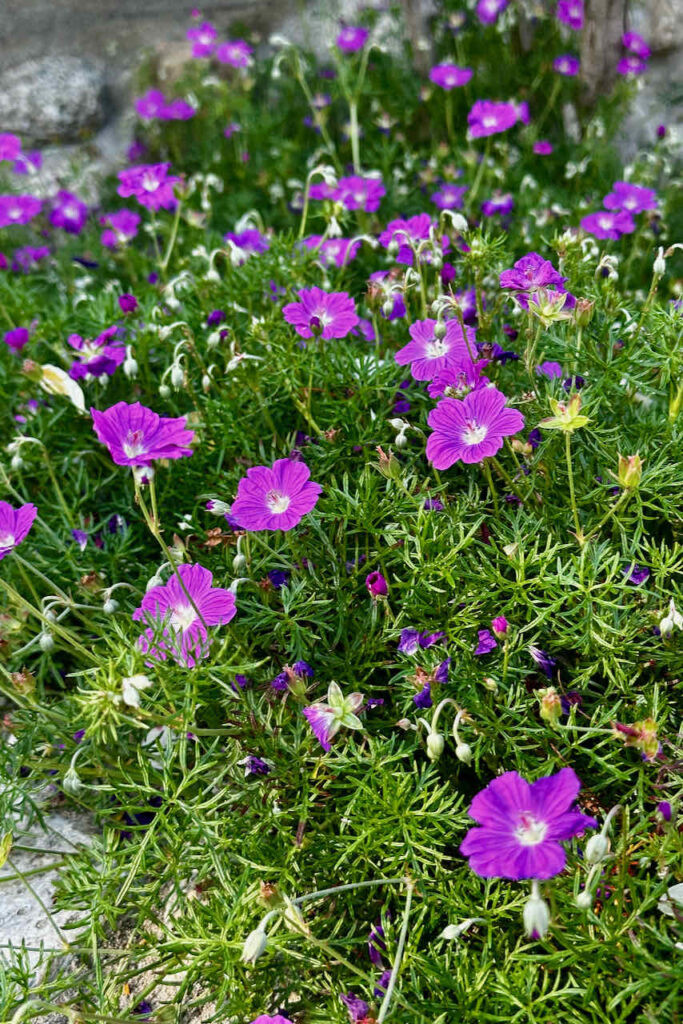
[483,459,499,516]
[292,876,404,907]
[0,578,97,662]
[160,200,183,274]
[349,99,361,173]
[6,856,69,949]
[565,432,583,543]
[377,877,414,1023]
[469,137,491,204]
[583,489,630,543]
[445,92,454,144]
[43,451,73,525]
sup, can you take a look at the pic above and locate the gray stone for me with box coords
[0,57,107,144]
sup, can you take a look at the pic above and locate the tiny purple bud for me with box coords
[365,570,388,597]
[657,800,672,822]
[118,293,138,313]
[491,615,508,637]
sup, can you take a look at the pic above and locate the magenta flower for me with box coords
[460,767,597,880]
[492,616,508,636]
[187,21,217,58]
[68,326,125,379]
[0,195,42,228]
[135,89,195,121]
[580,210,636,240]
[215,39,253,67]
[133,564,236,668]
[553,54,580,76]
[302,236,360,268]
[336,25,369,52]
[91,401,195,467]
[224,228,270,264]
[481,193,514,216]
[334,175,386,212]
[49,190,88,234]
[4,327,29,352]
[12,151,42,176]
[603,181,657,214]
[533,140,553,155]
[303,682,364,752]
[365,571,388,597]
[0,134,21,162]
[536,361,563,380]
[231,459,322,532]
[249,1016,293,1024]
[622,31,650,60]
[282,286,359,340]
[500,252,566,293]
[11,245,49,273]
[117,164,181,211]
[0,501,37,560]
[119,293,138,313]
[468,100,519,138]
[429,63,473,90]
[556,0,583,29]
[431,184,467,209]
[617,54,647,75]
[395,318,476,382]
[427,357,490,399]
[426,387,525,467]
[379,214,436,264]
[100,209,141,249]
[476,0,509,23]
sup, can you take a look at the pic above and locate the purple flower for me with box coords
[365,571,388,597]
[187,21,216,58]
[536,361,563,380]
[268,569,290,589]
[492,616,508,637]
[617,54,647,75]
[133,564,236,668]
[379,213,435,264]
[424,497,444,511]
[529,645,556,678]
[49,190,88,234]
[4,327,29,352]
[0,195,42,228]
[468,100,519,138]
[533,140,553,155]
[303,682,364,751]
[302,236,360,268]
[117,164,180,211]
[553,55,580,76]
[336,25,369,52]
[475,629,497,655]
[623,564,650,585]
[216,39,253,67]
[434,657,451,683]
[395,318,476,382]
[603,181,657,214]
[224,229,270,263]
[0,501,37,560]
[556,0,583,29]
[11,150,42,175]
[91,401,195,467]
[481,193,514,216]
[431,184,467,210]
[426,387,525,467]
[622,31,650,60]
[239,755,272,777]
[334,175,386,212]
[476,0,509,23]
[119,293,138,313]
[500,252,566,293]
[414,683,432,708]
[0,134,21,162]
[248,1017,293,1024]
[71,529,89,551]
[427,358,490,400]
[282,287,359,340]
[340,993,370,1022]
[429,63,473,90]
[207,309,225,327]
[580,210,636,240]
[68,326,125,379]
[657,801,672,822]
[374,970,391,997]
[100,209,141,249]
[231,459,322,532]
[460,766,597,879]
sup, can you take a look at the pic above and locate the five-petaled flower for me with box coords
[231,458,322,531]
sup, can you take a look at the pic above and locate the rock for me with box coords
[0,57,108,144]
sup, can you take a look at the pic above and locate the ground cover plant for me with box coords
[0,1,682,1021]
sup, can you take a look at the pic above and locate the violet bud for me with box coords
[491,616,508,637]
[118,293,138,313]
[365,571,388,598]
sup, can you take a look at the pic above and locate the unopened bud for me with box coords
[455,742,472,765]
[10,453,24,470]
[575,889,593,909]
[574,298,595,327]
[523,892,550,939]
[241,927,268,964]
[63,764,83,795]
[233,552,247,573]
[482,676,499,693]
[202,373,211,392]
[123,347,138,378]
[584,833,610,864]
[617,453,643,490]
[170,363,185,389]
[433,320,447,341]
[159,384,171,399]
[427,731,445,761]
[653,247,666,276]
[39,632,55,652]
[103,598,119,614]
[538,687,562,728]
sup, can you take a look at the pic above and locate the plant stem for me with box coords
[349,99,361,173]
[483,459,499,515]
[469,137,491,204]
[565,432,583,543]
[160,200,183,274]
[6,856,69,948]
[377,877,414,1023]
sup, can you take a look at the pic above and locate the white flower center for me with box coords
[169,603,197,632]
[313,307,333,327]
[142,173,159,192]
[266,489,291,514]
[483,116,498,128]
[122,429,147,458]
[0,532,15,549]
[598,217,613,230]
[9,207,21,220]
[81,340,104,359]
[425,338,448,358]
[514,813,548,846]
[462,419,488,445]
[64,205,79,219]
[623,197,636,209]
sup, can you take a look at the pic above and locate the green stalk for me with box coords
[377,878,415,1023]
[565,432,583,544]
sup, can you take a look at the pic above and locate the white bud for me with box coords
[584,833,610,864]
[63,764,83,795]
[207,330,221,349]
[10,454,24,470]
[103,598,119,614]
[433,320,447,340]
[382,299,394,316]
[241,927,268,964]
[123,346,138,378]
[146,573,165,592]
[44,609,57,623]
[202,373,211,392]
[233,552,247,572]
[396,718,416,731]
[206,500,230,515]
[576,889,594,909]
[395,431,408,450]
[523,893,550,939]
[388,418,409,431]
[39,631,55,652]
[170,363,185,389]
[159,384,171,399]
[455,742,473,765]
[653,248,666,276]
[426,731,445,761]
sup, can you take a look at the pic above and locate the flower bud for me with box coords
[10,453,24,470]
[433,320,447,341]
[522,892,550,939]
[103,598,119,614]
[365,571,388,598]
[170,363,185,389]
[584,833,610,864]
[482,676,499,693]
[653,248,666,276]
[233,552,247,573]
[374,445,402,481]
[63,764,83,795]
[123,347,138,378]
[159,383,171,399]
[427,731,445,761]
[382,298,394,317]
[395,431,408,450]
[241,927,268,964]
[574,298,595,327]
[39,631,55,652]
[491,616,508,637]
[575,889,593,909]
[206,499,230,515]
[202,373,211,392]
[455,742,472,765]
[617,453,643,490]
[538,687,562,728]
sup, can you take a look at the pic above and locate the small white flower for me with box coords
[121,674,153,708]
